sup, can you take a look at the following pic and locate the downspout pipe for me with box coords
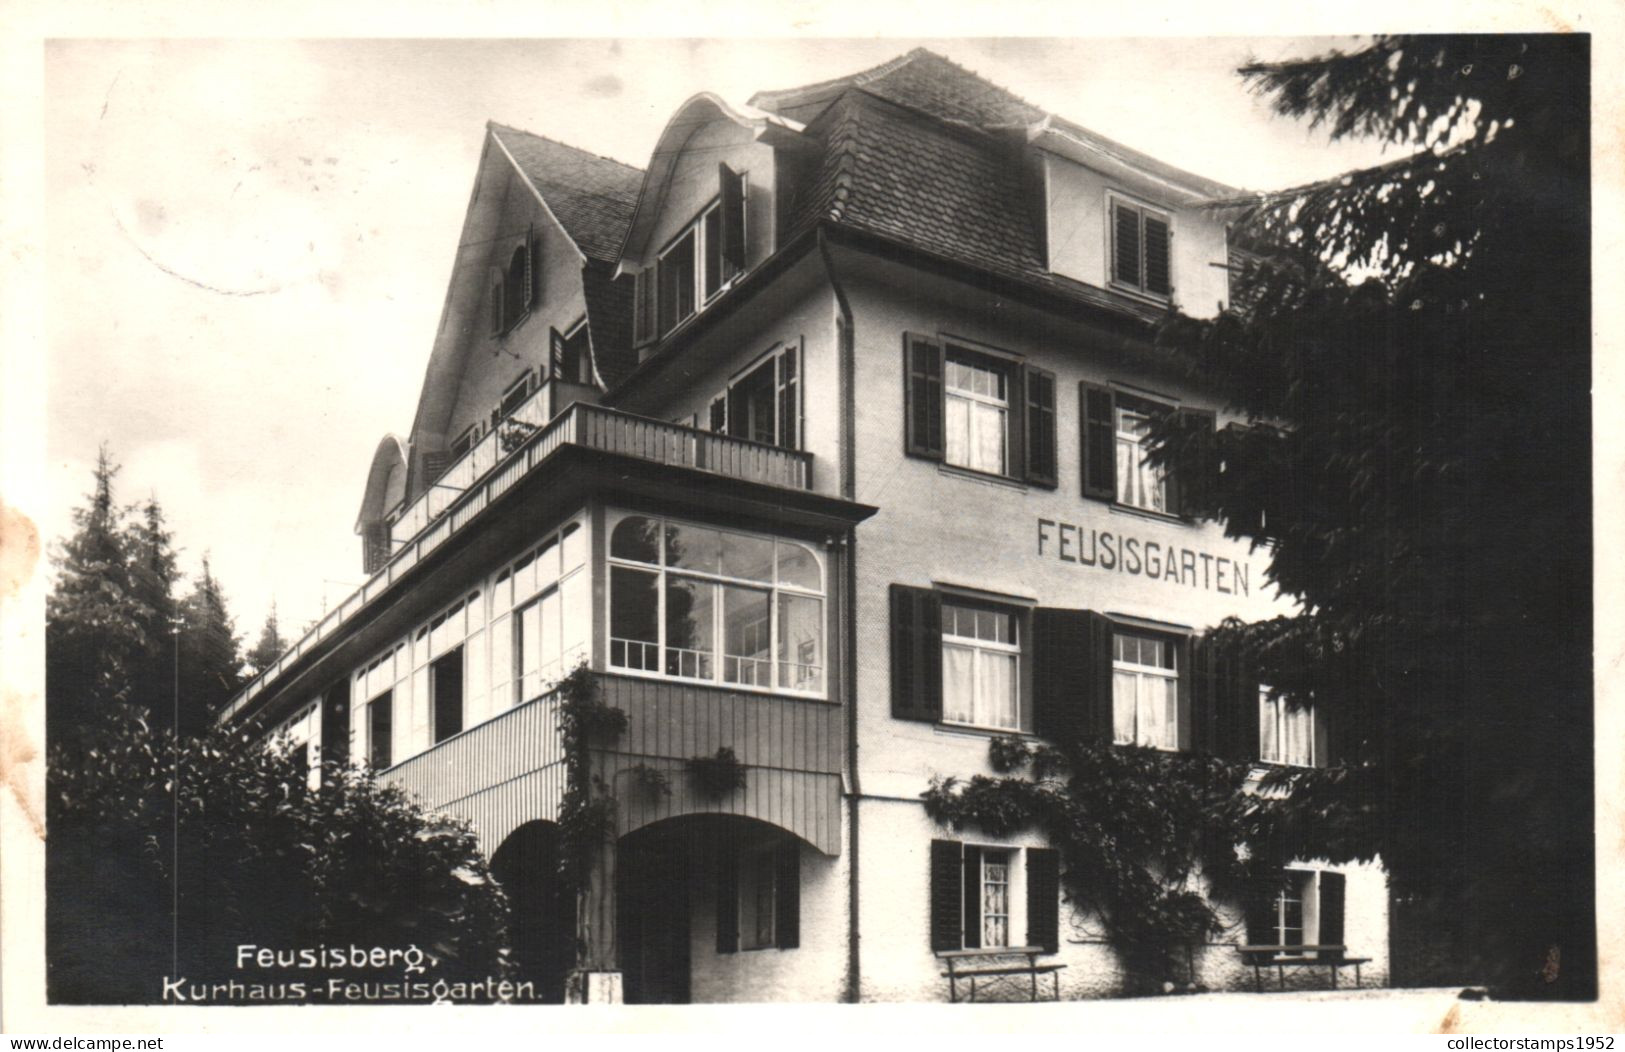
[817,226,862,1004]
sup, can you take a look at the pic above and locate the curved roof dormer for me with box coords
[614,93,805,276]
[355,434,408,534]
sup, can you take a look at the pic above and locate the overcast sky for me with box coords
[41,37,1401,645]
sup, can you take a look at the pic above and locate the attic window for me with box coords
[637,164,747,345]
[1109,196,1172,299]
[491,235,541,336]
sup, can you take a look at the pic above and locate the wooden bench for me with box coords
[1236,944,1372,992]
[939,947,1066,1003]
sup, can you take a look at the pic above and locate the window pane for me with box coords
[540,590,562,688]
[534,538,560,593]
[970,401,1006,474]
[1113,671,1137,744]
[513,553,538,603]
[982,854,1010,948]
[665,576,714,680]
[609,566,659,671]
[1284,703,1313,766]
[610,515,661,563]
[560,570,589,672]
[720,531,775,583]
[976,650,1018,730]
[943,603,972,641]
[943,645,975,724]
[722,585,771,686]
[1260,693,1280,762]
[945,394,970,468]
[776,540,820,591]
[560,522,585,573]
[703,206,723,297]
[665,521,722,574]
[778,593,824,692]
[490,613,513,711]
[519,602,542,703]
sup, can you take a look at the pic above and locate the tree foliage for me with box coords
[246,601,286,677]
[47,703,511,1004]
[1152,35,1591,998]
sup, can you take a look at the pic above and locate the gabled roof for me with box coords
[489,123,643,264]
[750,47,1045,128]
[582,264,637,388]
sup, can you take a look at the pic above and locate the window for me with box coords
[890,586,1032,731]
[607,513,825,695]
[1110,196,1172,298]
[1114,402,1167,513]
[942,603,1020,731]
[637,165,747,344]
[491,523,589,708]
[1260,688,1317,767]
[927,841,1060,953]
[448,425,477,461]
[368,690,393,769]
[709,345,800,450]
[491,235,541,336]
[551,322,591,385]
[945,353,1008,475]
[1112,630,1179,749]
[902,333,1057,487]
[1080,384,1213,516]
[1247,869,1347,955]
[718,837,799,953]
[500,371,534,420]
[431,647,464,743]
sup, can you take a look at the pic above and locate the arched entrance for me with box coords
[489,820,575,1003]
[617,814,813,1005]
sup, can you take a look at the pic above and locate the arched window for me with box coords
[504,244,529,330]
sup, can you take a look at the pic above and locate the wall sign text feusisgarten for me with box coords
[1036,518,1250,596]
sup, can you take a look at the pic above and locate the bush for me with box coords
[47,704,511,1004]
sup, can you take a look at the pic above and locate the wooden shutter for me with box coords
[548,327,565,380]
[1112,202,1141,288]
[1206,638,1260,763]
[1176,408,1217,519]
[719,163,746,274]
[634,268,655,346]
[1033,608,1091,743]
[903,333,945,460]
[1242,873,1281,946]
[1314,703,1333,768]
[1190,634,1218,755]
[522,230,536,310]
[716,843,740,954]
[1025,848,1061,953]
[1318,871,1346,948]
[777,345,800,450]
[709,395,727,434]
[421,452,450,486]
[961,846,983,950]
[1083,612,1116,742]
[1080,381,1116,501]
[775,840,800,950]
[889,584,942,723]
[529,229,544,307]
[1144,213,1171,296]
[929,839,963,952]
[1023,366,1058,487]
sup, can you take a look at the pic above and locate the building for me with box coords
[220,48,1389,1004]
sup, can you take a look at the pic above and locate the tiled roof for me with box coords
[751,47,1044,128]
[582,263,637,388]
[787,90,1167,328]
[490,123,643,264]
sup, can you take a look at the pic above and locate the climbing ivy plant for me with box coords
[922,733,1372,993]
[555,664,627,892]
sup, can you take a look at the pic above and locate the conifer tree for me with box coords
[45,446,147,746]
[1154,35,1591,998]
[175,554,243,736]
[124,495,181,734]
[246,601,285,676]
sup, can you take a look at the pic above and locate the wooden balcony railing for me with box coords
[219,401,813,725]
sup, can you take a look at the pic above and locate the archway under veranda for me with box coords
[488,820,575,1003]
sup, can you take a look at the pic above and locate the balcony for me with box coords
[220,399,818,725]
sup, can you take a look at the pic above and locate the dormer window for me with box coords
[1109,195,1172,299]
[636,164,747,345]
